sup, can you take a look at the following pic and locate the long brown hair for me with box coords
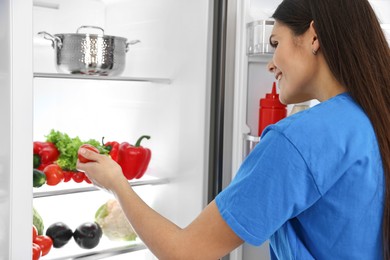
[272,0,390,258]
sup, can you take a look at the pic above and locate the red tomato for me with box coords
[43,164,64,186]
[33,225,38,242]
[34,235,53,256]
[63,171,74,182]
[84,175,92,184]
[72,171,85,183]
[78,144,99,163]
[32,243,41,260]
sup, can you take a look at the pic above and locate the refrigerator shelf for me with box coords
[33,73,172,84]
[247,54,273,64]
[45,242,147,260]
[243,134,260,159]
[33,175,169,198]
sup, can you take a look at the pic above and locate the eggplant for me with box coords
[46,222,73,248]
[73,222,102,249]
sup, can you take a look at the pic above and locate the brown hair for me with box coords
[272,0,390,258]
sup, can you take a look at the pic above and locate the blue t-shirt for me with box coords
[215,93,384,259]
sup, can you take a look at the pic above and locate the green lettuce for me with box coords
[45,129,108,171]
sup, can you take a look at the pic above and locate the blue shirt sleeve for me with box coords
[215,129,321,246]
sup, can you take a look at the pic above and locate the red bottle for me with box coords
[258,82,287,136]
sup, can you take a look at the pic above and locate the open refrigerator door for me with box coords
[226,1,282,259]
[3,0,215,259]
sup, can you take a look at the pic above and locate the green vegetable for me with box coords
[33,207,44,235]
[45,130,108,171]
[95,199,137,241]
[95,203,109,219]
[33,169,46,188]
[33,154,41,168]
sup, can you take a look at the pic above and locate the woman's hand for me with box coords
[76,147,127,192]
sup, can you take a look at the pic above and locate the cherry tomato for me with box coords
[78,144,99,163]
[34,235,53,256]
[63,171,74,182]
[84,175,92,184]
[43,164,64,186]
[33,225,38,242]
[32,243,41,260]
[72,171,85,183]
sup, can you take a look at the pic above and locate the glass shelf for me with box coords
[45,241,147,260]
[33,73,172,84]
[33,175,169,198]
[243,134,260,159]
[247,53,273,63]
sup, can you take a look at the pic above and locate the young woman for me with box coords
[77,0,390,259]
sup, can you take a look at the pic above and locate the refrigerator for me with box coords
[1,0,389,259]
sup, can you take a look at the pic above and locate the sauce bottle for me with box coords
[258,82,287,136]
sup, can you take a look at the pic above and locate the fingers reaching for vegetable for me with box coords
[78,144,100,163]
[77,146,127,192]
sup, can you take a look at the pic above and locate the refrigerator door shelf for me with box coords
[33,175,169,198]
[246,20,275,55]
[243,134,260,159]
[248,53,273,64]
[33,73,172,84]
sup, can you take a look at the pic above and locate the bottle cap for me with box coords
[260,82,286,108]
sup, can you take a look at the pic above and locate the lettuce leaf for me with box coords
[45,129,108,171]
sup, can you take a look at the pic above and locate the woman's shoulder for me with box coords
[263,92,378,172]
[270,92,373,140]
[263,93,381,195]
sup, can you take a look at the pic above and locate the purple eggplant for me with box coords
[46,222,73,248]
[73,222,102,249]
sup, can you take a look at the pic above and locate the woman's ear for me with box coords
[309,21,320,54]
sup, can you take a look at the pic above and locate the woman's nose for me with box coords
[267,60,276,73]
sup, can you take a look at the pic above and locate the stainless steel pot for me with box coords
[38,26,140,76]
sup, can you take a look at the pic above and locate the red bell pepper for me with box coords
[33,142,60,171]
[117,135,151,180]
[102,137,120,162]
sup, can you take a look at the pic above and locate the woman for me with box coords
[77,0,390,259]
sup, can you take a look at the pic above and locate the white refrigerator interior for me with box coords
[32,0,213,259]
[2,0,389,259]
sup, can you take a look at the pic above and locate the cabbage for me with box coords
[95,199,137,241]
[33,206,44,235]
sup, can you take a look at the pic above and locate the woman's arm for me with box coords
[76,148,243,260]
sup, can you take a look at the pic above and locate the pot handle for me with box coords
[37,31,63,49]
[77,25,105,35]
[125,40,141,52]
